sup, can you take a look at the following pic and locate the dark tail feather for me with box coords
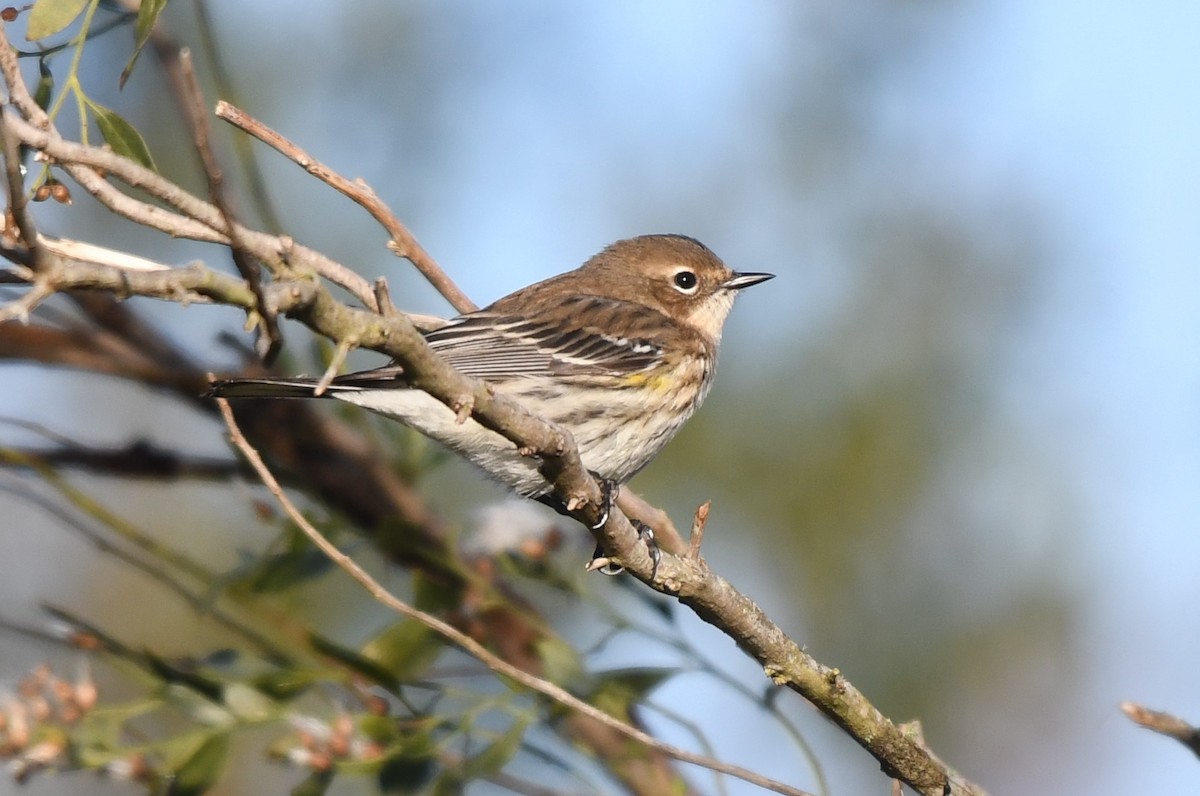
[206,377,360,399]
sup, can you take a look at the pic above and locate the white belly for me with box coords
[334,389,549,496]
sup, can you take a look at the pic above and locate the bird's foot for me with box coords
[589,520,660,581]
[589,473,618,530]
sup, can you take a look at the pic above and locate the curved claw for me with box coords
[589,475,618,530]
[588,550,625,576]
[588,521,661,580]
[634,521,661,582]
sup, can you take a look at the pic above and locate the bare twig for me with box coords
[313,337,354,396]
[0,322,197,391]
[373,276,397,318]
[687,501,710,560]
[217,396,811,796]
[215,100,477,314]
[2,111,380,309]
[1121,701,1200,759]
[0,277,53,323]
[0,441,243,481]
[178,48,282,362]
[50,154,232,243]
[0,256,307,314]
[0,108,36,248]
[190,0,285,234]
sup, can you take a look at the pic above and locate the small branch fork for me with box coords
[0,19,982,796]
[178,49,282,362]
[214,100,477,316]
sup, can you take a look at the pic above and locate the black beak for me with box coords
[724,272,775,290]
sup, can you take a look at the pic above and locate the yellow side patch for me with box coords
[621,372,674,392]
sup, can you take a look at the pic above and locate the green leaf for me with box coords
[143,651,224,702]
[361,620,443,681]
[169,732,230,796]
[252,668,319,701]
[412,570,461,613]
[307,633,399,690]
[593,666,676,700]
[358,713,439,748]
[86,99,156,171]
[534,637,583,687]
[376,754,435,793]
[588,667,676,720]
[429,772,466,796]
[461,719,529,780]
[291,770,334,796]
[26,0,91,40]
[120,0,168,88]
[221,682,276,722]
[75,699,163,766]
[246,546,334,593]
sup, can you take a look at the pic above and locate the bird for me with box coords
[210,234,772,534]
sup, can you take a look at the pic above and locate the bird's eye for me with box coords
[673,270,698,293]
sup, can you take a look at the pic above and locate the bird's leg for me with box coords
[584,475,630,574]
[537,476,658,579]
[590,543,625,576]
[634,521,661,581]
[589,474,618,530]
[571,475,625,573]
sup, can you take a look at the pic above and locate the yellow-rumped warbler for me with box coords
[211,234,771,503]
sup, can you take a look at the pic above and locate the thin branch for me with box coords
[0,276,53,322]
[0,105,37,247]
[1121,701,1200,760]
[51,154,231,243]
[313,337,354,396]
[178,47,282,362]
[217,396,811,796]
[0,322,200,391]
[0,27,47,123]
[373,276,397,318]
[687,501,710,561]
[0,441,243,481]
[3,111,380,310]
[113,0,287,238]
[0,254,307,314]
[215,100,478,314]
[0,108,55,317]
[10,115,231,237]
[0,613,76,649]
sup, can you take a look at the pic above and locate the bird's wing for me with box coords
[327,298,667,388]
[422,305,665,380]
